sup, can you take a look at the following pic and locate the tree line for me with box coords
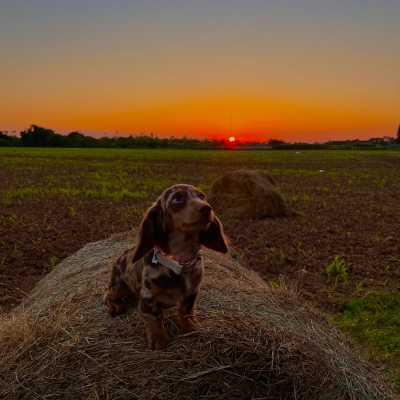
[0,124,399,150]
[0,125,239,150]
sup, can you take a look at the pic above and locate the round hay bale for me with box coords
[0,231,396,399]
[207,170,295,219]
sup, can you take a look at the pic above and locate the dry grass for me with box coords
[207,170,296,219]
[0,231,396,399]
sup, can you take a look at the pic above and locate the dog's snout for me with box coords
[198,204,212,215]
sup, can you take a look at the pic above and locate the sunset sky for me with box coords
[1,1,399,143]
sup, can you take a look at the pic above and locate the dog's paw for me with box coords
[180,316,201,334]
[147,333,170,350]
[145,320,170,350]
[109,303,125,317]
[146,331,170,350]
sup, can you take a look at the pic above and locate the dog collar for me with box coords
[152,245,201,275]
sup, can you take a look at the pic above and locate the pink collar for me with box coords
[151,245,201,275]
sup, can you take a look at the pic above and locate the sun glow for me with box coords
[229,136,235,142]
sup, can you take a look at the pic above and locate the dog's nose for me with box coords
[198,204,212,215]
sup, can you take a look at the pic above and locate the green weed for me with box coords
[132,207,145,215]
[44,174,56,188]
[210,310,218,317]
[3,213,22,226]
[326,255,348,287]
[270,278,286,289]
[297,242,305,255]
[113,189,148,202]
[120,189,135,199]
[265,247,285,270]
[355,281,364,293]
[46,256,57,270]
[374,177,387,188]
[197,183,208,192]
[119,211,132,226]
[85,189,98,198]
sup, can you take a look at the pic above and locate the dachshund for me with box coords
[104,184,229,350]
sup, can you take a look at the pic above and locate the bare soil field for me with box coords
[1,149,399,316]
[1,148,400,389]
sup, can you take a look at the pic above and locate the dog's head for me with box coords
[132,184,229,262]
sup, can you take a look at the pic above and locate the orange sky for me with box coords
[1,2,399,143]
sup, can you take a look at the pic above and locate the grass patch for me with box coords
[332,291,400,392]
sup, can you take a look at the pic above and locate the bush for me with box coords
[0,138,11,147]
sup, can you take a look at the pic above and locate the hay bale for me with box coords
[207,170,295,219]
[0,231,396,399]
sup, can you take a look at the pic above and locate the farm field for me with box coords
[1,147,400,388]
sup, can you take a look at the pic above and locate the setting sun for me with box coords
[229,136,235,142]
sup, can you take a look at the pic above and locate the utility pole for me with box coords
[230,109,232,138]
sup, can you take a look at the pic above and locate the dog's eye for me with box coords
[172,195,182,203]
[199,194,205,200]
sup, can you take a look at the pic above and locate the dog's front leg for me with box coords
[179,292,201,334]
[139,298,170,350]
[145,318,170,350]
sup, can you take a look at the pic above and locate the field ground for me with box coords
[1,148,399,389]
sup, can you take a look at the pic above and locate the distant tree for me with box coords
[0,131,22,146]
[147,138,157,148]
[50,133,71,147]
[397,124,400,144]
[267,138,286,146]
[368,136,395,145]
[368,137,385,145]
[382,136,395,144]
[19,128,35,146]
[67,131,84,147]
[20,125,55,147]
[68,131,85,139]
[66,131,97,148]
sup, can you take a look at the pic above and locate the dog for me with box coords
[104,184,229,350]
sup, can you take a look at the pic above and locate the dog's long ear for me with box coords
[199,216,229,254]
[132,201,166,262]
